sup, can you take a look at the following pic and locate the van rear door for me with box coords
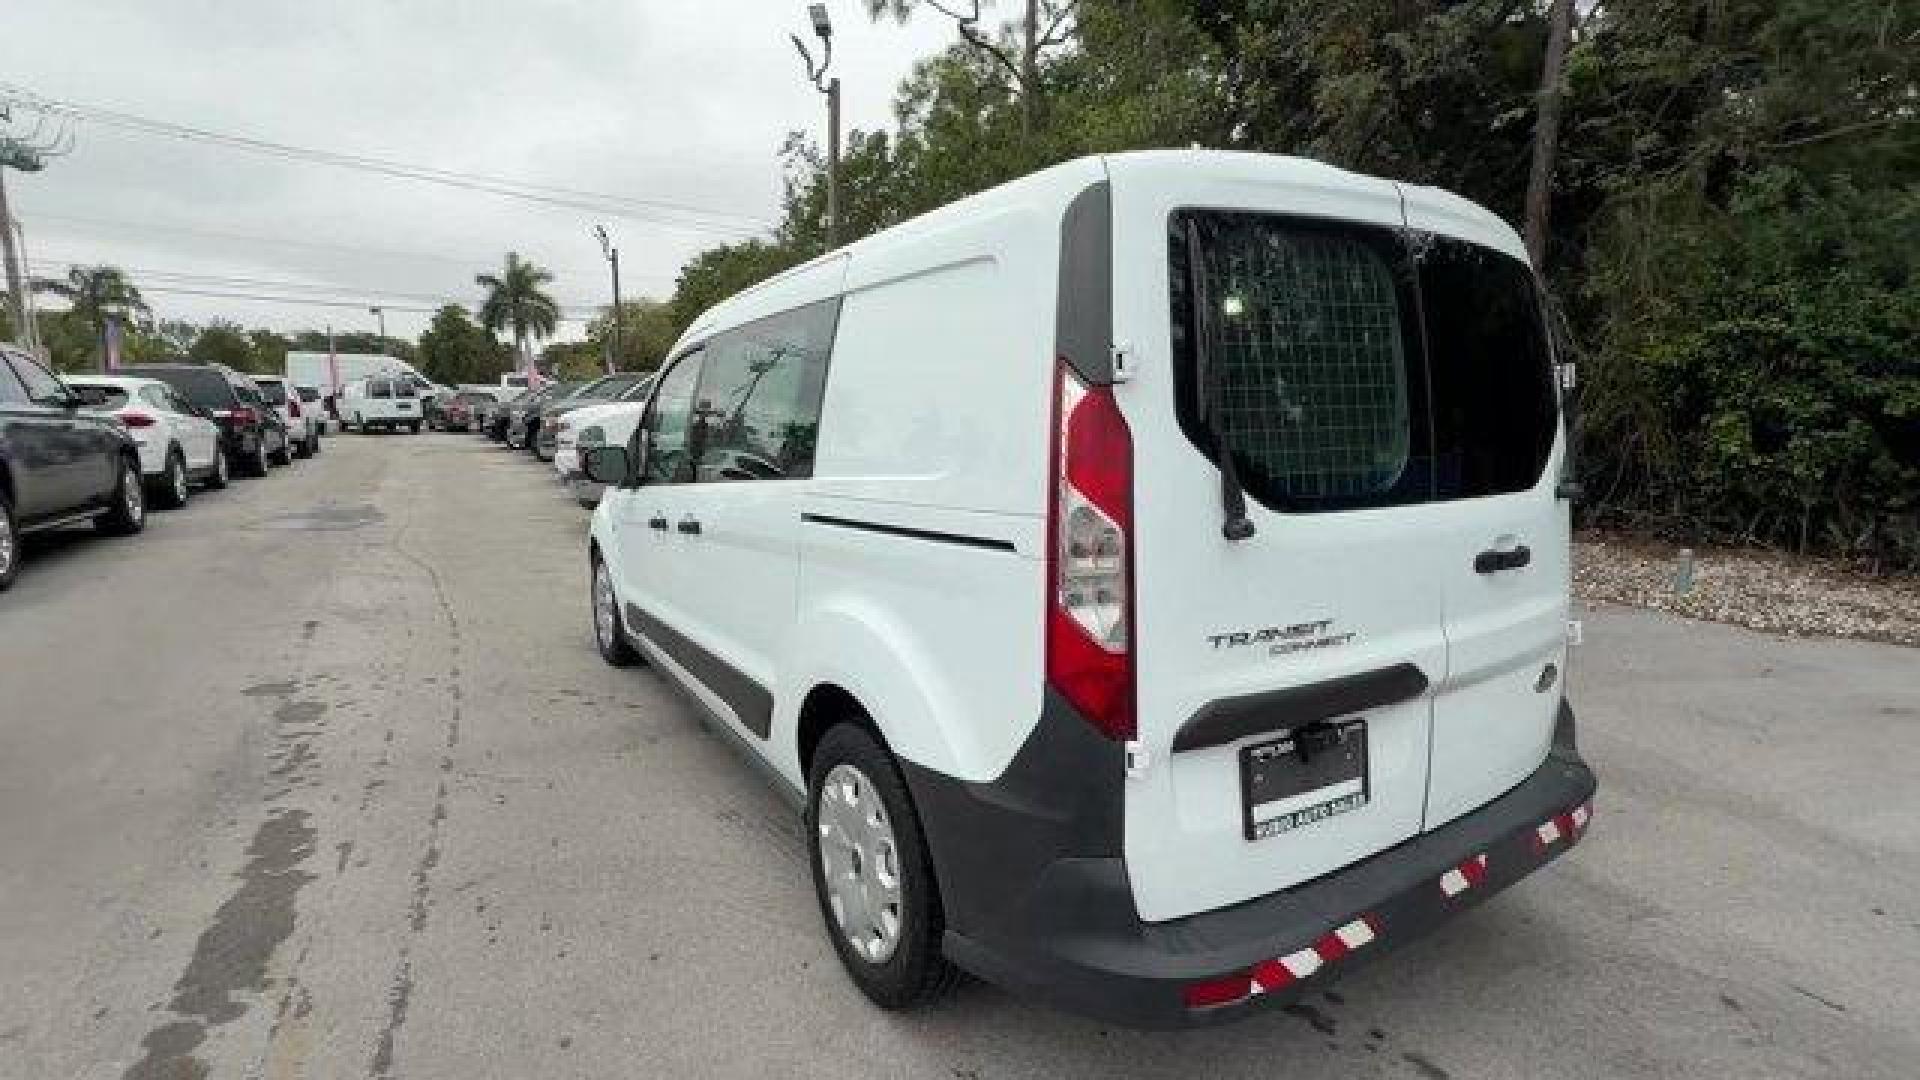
[1106,158,1448,923]
[1398,188,1569,828]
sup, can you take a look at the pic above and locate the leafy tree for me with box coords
[31,265,152,370]
[589,299,680,371]
[670,241,803,332]
[476,252,560,370]
[247,329,293,374]
[417,304,510,385]
[189,319,253,370]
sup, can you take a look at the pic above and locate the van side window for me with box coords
[643,351,704,485]
[688,298,839,483]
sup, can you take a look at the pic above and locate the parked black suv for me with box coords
[1,345,148,590]
[121,363,291,476]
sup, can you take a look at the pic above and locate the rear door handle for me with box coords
[676,517,702,535]
[647,516,668,531]
[1474,545,1532,574]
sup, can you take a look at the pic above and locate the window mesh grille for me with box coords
[1200,228,1410,499]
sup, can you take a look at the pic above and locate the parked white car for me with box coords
[338,375,423,433]
[552,376,655,503]
[67,375,227,507]
[579,151,1595,1027]
[252,375,323,457]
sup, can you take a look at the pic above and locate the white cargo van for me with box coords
[338,374,422,433]
[580,150,1595,1027]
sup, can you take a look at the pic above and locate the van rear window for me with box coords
[1169,210,1555,513]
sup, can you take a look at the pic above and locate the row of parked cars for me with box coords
[467,373,655,503]
[0,345,324,589]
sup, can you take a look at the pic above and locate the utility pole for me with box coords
[369,305,387,342]
[0,166,28,347]
[793,3,841,250]
[2,100,74,356]
[593,225,623,375]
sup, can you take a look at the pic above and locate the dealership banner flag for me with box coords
[103,317,122,372]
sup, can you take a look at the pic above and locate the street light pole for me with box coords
[594,225,622,375]
[793,3,840,250]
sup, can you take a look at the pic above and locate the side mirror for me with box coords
[581,445,630,486]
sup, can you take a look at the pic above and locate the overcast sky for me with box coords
[2,1,958,342]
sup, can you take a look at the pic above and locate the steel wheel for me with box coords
[816,763,905,964]
[591,558,638,667]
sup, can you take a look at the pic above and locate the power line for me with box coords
[1,83,778,239]
[121,284,599,323]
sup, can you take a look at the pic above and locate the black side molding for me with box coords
[801,513,1016,553]
[1171,663,1430,755]
[626,602,773,738]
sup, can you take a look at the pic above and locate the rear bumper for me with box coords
[903,698,1595,1029]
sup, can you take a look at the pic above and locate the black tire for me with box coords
[307,432,322,457]
[294,429,313,458]
[97,457,147,536]
[241,438,269,477]
[408,422,421,434]
[0,491,19,592]
[270,433,293,466]
[590,555,640,667]
[153,448,190,510]
[806,724,960,1011]
[205,446,231,490]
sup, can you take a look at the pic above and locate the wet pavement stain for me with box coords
[257,504,386,532]
[120,808,318,1080]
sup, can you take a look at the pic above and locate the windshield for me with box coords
[1169,210,1555,512]
[255,381,289,406]
[297,386,321,402]
[124,367,232,408]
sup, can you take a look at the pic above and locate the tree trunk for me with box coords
[1524,0,1575,269]
[1021,0,1040,138]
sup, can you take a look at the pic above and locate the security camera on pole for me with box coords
[790,3,840,251]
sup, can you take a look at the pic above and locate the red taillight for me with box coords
[120,412,156,428]
[231,407,256,425]
[287,398,302,418]
[1045,360,1135,740]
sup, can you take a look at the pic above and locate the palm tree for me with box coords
[33,265,150,366]
[475,252,559,373]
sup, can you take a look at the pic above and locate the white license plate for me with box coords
[1240,718,1370,841]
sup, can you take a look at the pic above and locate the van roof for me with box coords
[682,150,1525,343]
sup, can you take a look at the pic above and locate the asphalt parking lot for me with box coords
[2,432,1916,1080]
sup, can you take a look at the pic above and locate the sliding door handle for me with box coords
[1474,545,1531,574]
[676,518,702,536]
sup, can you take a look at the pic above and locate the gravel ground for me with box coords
[1574,532,1920,647]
